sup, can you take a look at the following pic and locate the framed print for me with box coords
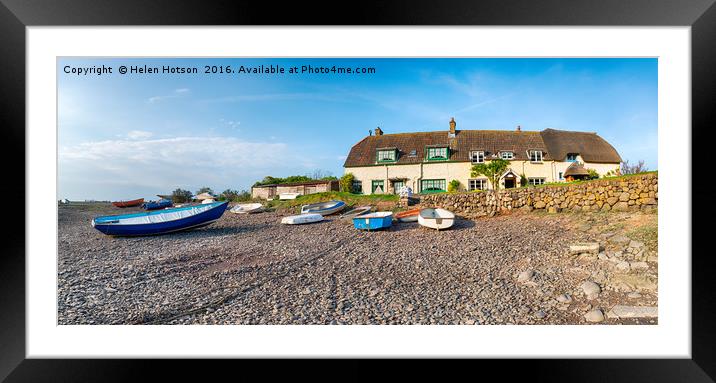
[2,0,715,380]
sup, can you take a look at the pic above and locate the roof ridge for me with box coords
[369,129,542,137]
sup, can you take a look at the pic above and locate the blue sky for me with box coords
[58,58,657,201]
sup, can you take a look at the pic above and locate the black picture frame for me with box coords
[2,0,714,380]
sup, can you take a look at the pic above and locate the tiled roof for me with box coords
[344,127,621,167]
[252,180,338,188]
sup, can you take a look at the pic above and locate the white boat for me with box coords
[300,200,346,216]
[230,203,264,214]
[201,198,215,204]
[418,208,455,230]
[281,213,323,225]
[279,193,301,200]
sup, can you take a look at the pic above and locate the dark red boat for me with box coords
[112,198,144,208]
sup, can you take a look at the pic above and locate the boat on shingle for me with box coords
[353,212,393,231]
[394,208,420,222]
[92,201,229,236]
[418,208,455,230]
[300,200,346,216]
[112,198,144,208]
[339,206,372,221]
[281,213,323,225]
[230,203,264,214]
[142,199,173,210]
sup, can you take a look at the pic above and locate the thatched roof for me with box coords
[345,130,549,167]
[195,192,215,200]
[563,162,590,177]
[540,128,621,163]
[344,126,621,167]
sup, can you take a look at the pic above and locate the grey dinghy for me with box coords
[339,205,372,221]
[300,200,346,216]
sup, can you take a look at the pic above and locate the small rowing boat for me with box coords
[339,206,372,220]
[112,198,144,208]
[300,200,346,216]
[279,192,301,200]
[353,212,393,231]
[281,213,323,225]
[230,203,264,214]
[142,199,173,210]
[394,208,420,222]
[418,208,455,230]
[92,201,229,236]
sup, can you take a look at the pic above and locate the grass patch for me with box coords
[265,191,398,210]
[625,220,658,249]
[529,171,657,189]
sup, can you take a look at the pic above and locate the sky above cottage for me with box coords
[58,57,657,201]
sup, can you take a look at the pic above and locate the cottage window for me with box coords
[529,150,543,162]
[392,180,405,194]
[558,172,564,180]
[468,179,487,191]
[426,147,448,161]
[528,177,546,186]
[566,153,578,162]
[352,180,363,194]
[421,179,446,193]
[371,180,385,194]
[376,149,397,162]
[470,150,485,164]
[500,151,514,160]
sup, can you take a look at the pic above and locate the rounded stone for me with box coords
[585,309,605,323]
[581,281,601,300]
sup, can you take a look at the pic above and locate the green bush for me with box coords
[448,179,461,193]
[586,169,600,180]
[171,188,193,203]
[340,173,355,193]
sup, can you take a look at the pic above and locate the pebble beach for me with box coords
[58,203,658,325]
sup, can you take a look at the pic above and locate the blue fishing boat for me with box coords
[300,200,346,216]
[92,201,229,236]
[142,199,173,210]
[352,212,393,231]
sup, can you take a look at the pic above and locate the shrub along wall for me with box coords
[420,173,657,218]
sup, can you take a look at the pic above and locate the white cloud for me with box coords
[148,88,190,103]
[127,130,153,140]
[59,136,309,199]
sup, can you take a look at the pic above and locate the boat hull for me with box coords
[230,203,264,214]
[281,213,323,225]
[142,199,173,210]
[418,208,455,230]
[279,193,301,200]
[394,208,420,222]
[300,200,346,216]
[340,206,372,220]
[353,212,393,230]
[112,198,144,208]
[92,202,228,236]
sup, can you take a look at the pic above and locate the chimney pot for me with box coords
[449,117,456,135]
[516,125,521,132]
[374,127,383,136]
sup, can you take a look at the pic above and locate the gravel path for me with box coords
[58,203,658,325]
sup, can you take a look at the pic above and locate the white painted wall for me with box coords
[346,160,621,193]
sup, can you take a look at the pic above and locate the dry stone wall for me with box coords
[420,173,657,218]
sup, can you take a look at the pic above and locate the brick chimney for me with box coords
[374,127,383,136]
[449,117,456,135]
[516,125,521,132]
